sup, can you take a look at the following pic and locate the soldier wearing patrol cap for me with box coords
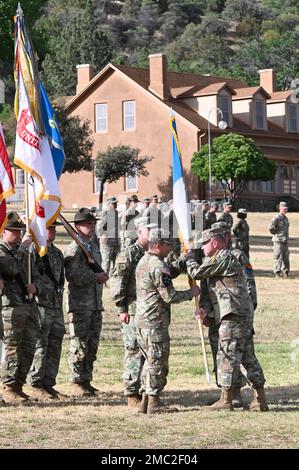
[110,217,153,407]
[0,212,43,403]
[143,195,163,228]
[269,201,290,277]
[218,201,233,229]
[96,196,120,275]
[120,195,141,249]
[233,208,250,257]
[64,208,108,397]
[28,220,65,400]
[135,228,199,414]
[205,202,218,229]
[185,227,268,411]
[141,197,150,214]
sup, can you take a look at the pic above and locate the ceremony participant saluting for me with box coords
[28,220,65,400]
[0,213,42,403]
[135,228,199,414]
[64,208,108,397]
[233,208,250,257]
[269,201,290,278]
[218,201,233,229]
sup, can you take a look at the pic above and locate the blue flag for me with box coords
[39,81,65,179]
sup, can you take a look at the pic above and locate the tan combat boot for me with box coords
[2,384,28,404]
[29,386,55,401]
[249,386,269,412]
[203,389,233,411]
[127,394,142,408]
[137,393,148,414]
[70,383,94,397]
[147,396,178,414]
[232,387,243,408]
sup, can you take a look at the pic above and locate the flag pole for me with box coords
[24,171,32,293]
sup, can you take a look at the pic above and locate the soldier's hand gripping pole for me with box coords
[188,275,210,385]
[58,213,104,273]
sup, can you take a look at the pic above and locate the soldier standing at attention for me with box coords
[185,228,268,411]
[121,194,141,248]
[205,202,218,229]
[64,208,108,397]
[28,221,65,400]
[135,228,199,414]
[143,195,163,228]
[0,212,42,403]
[96,196,120,275]
[233,208,250,257]
[269,201,290,278]
[218,201,233,229]
[110,218,152,407]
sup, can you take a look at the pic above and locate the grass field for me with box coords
[0,212,298,449]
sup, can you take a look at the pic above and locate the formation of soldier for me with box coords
[0,198,292,411]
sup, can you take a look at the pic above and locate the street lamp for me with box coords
[207,107,227,201]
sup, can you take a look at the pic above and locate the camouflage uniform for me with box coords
[136,252,194,396]
[186,248,251,389]
[96,207,120,274]
[218,211,233,229]
[121,208,141,248]
[233,219,250,257]
[269,213,289,275]
[110,241,145,396]
[64,240,104,384]
[205,211,217,230]
[143,206,163,228]
[0,241,41,386]
[28,243,65,389]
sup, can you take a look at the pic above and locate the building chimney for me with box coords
[76,64,94,94]
[259,69,276,94]
[148,54,170,100]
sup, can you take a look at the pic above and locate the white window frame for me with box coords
[123,101,136,131]
[218,94,230,127]
[125,175,137,191]
[95,103,108,132]
[254,99,266,130]
[15,168,25,186]
[287,103,298,133]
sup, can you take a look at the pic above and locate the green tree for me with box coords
[55,107,94,173]
[43,1,112,97]
[191,133,276,203]
[95,145,153,206]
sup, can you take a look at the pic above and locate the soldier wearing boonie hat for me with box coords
[233,208,250,257]
[269,201,290,278]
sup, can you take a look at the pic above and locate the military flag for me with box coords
[169,112,192,243]
[14,4,62,256]
[0,123,15,234]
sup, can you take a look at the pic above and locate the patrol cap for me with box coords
[198,227,225,244]
[210,202,218,208]
[74,207,97,224]
[279,201,288,208]
[211,222,230,234]
[149,228,173,245]
[143,197,150,203]
[129,194,139,202]
[151,194,159,200]
[5,212,26,230]
[223,201,233,207]
[237,208,247,214]
[134,217,153,229]
[201,200,209,204]
[107,196,118,204]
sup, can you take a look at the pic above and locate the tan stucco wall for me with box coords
[60,70,200,208]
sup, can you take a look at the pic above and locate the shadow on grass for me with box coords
[254,269,299,278]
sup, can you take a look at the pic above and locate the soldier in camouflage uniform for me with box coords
[0,212,42,403]
[218,201,233,229]
[110,217,152,407]
[64,208,108,397]
[143,195,163,228]
[27,221,65,400]
[269,201,290,278]
[185,228,268,411]
[233,208,250,257]
[0,275,4,366]
[205,202,218,229]
[96,196,120,275]
[135,228,199,414]
[121,195,141,248]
